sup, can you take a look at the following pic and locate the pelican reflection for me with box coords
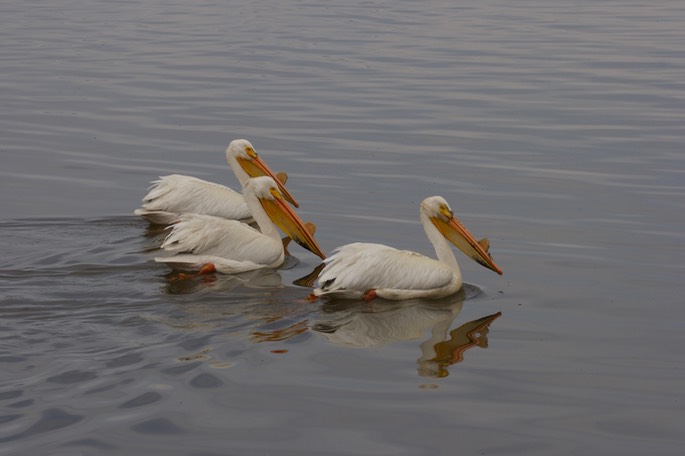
[417,311,500,378]
[163,267,284,294]
[308,289,501,378]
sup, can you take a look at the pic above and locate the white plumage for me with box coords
[312,196,502,301]
[136,175,251,225]
[156,213,283,273]
[135,139,296,225]
[155,176,325,274]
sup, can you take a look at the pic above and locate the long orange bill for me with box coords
[431,215,503,275]
[238,156,300,208]
[260,189,326,260]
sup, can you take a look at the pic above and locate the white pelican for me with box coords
[155,176,326,274]
[311,196,502,301]
[134,139,298,225]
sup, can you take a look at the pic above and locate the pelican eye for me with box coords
[439,204,453,220]
[245,146,258,159]
[269,187,283,200]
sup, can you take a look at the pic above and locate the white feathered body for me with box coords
[155,213,283,274]
[135,174,251,225]
[311,195,504,301]
[314,242,462,300]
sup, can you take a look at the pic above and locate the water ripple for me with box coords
[2,0,685,454]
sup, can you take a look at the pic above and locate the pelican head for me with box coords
[421,196,502,275]
[226,139,299,207]
[244,176,326,260]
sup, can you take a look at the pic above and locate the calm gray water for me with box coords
[2,0,684,454]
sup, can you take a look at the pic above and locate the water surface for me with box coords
[1,1,684,454]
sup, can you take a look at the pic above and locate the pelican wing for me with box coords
[136,175,251,221]
[316,243,455,298]
[158,214,283,266]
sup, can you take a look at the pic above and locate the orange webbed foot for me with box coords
[198,263,217,275]
[362,289,377,302]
